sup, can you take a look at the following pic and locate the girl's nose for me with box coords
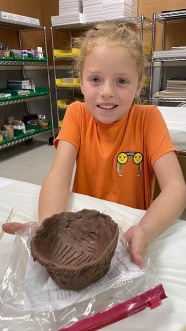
[100,82,114,99]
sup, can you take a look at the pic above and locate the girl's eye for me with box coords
[116,78,128,85]
[89,76,101,84]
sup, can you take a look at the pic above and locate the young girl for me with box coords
[3,22,186,265]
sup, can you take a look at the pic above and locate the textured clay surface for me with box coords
[30,209,119,290]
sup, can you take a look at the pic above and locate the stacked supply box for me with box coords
[8,80,35,90]
[51,0,137,26]
[51,0,82,26]
[102,0,137,20]
[83,0,103,22]
[83,0,138,23]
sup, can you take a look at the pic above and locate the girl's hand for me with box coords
[2,222,35,235]
[124,224,149,266]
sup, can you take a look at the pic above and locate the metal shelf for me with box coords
[0,127,52,150]
[152,56,186,62]
[0,18,45,31]
[149,10,186,104]
[0,60,47,66]
[0,94,50,106]
[54,57,76,62]
[56,86,80,90]
[155,10,186,23]
[151,97,186,102]
[0,19,55,149]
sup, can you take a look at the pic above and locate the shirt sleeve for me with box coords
[54,101,82,150]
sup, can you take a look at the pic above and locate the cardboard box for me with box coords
[165,22,186,49]
[138,0,166,18]
[138,0,186,17]
[166,0,186,11]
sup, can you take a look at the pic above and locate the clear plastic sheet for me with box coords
[0,224,167,331]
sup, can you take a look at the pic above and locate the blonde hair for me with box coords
[74,21,145,81]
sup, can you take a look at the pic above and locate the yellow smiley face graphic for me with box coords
[133,152,143,165]
[117,152,128,164]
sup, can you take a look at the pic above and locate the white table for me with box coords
[158,106,186,152]
[0,177,186,331]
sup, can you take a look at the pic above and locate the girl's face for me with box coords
[80,44,143,124]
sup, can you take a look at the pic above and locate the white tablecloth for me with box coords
[158,106,186,152]
[0,177,186,331]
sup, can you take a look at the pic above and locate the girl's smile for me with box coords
[97,103,118,111]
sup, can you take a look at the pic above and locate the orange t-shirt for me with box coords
[54,101,176,210]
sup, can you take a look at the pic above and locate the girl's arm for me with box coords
[125,151,186,265]
[38,140,77,221]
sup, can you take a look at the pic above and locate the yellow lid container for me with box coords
[54,48,80,58]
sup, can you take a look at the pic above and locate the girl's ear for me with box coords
[135,76,145,98]
[78,73,84,95]
[80,83,84,95]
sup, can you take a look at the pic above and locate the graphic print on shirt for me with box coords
[116,151,143,176]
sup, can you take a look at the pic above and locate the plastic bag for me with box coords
[0,224,167,331]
